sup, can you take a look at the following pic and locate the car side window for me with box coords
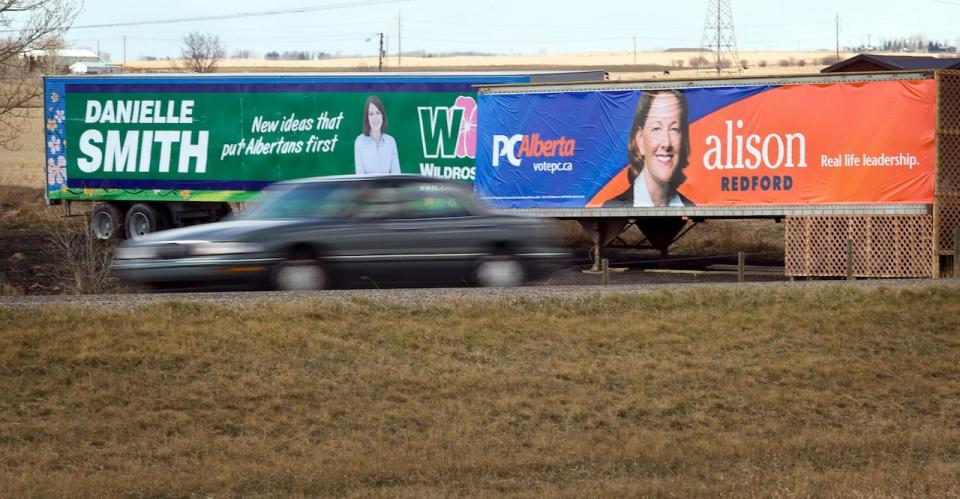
[350,185,406,220]
[394,183,473,219]
[348,182,474,220]
[249,182,358,219]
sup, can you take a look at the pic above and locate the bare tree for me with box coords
[181,32,224,73]
[230,48,254,59]
[0,0,78,150]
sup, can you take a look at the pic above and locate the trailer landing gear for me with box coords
[579,217,693,270]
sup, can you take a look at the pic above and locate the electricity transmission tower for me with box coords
[699,0,741,75]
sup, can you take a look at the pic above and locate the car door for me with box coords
[347,181,484,286]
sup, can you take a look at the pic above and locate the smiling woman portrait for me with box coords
[602,89,694,207]
[354,95,400,175]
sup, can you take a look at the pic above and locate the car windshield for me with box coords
[245,181,359,219]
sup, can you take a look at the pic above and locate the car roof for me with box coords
[278,174,447,186]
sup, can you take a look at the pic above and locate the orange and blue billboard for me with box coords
[475,79,936,208]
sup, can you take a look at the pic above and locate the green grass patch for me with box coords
[1,286,959,496]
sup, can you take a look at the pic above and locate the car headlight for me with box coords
[114,246,158,260]
[190,242,265,256]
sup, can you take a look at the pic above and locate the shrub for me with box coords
[45,214,118,294]
[688,56,710,69]
[0,272,24,296]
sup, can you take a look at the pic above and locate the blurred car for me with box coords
[111,175,570,290]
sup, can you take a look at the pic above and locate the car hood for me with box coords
[131,218,307,244]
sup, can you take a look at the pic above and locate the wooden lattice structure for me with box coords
[786,70,960,277]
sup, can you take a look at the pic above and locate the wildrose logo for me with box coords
[492,133,576,167]
[418,96,477,159]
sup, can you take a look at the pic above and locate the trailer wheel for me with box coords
[125,203,165,240]
[90,203,125,240]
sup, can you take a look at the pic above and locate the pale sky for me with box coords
[62,0,960,62]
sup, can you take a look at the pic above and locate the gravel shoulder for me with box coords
[3,278,958,309]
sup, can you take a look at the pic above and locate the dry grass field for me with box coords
[126,49,851,78]
[2,52,957,497]
[0,108,44,189]
[1,286,958,496]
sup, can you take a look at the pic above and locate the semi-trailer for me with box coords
[473,70,959,277]
[42,70,605,239]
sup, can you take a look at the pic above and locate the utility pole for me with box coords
[835,15,840,60]
[378,32,384,71]
[122,35,127,69]
[97,40,101,62]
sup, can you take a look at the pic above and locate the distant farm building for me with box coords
[69,62,121,75]
[823,53,960,73]
[25,48,100,66]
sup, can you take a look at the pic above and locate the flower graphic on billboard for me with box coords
[46,84,68,191]
[47,135,62,155]
[454,95,477,159]
[47,156,66,186]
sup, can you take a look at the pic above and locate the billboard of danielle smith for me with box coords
[475,79,936,209]
[43,76,502,204]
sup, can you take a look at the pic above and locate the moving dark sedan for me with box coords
[111,175,569,290]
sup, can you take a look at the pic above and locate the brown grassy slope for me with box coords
[1,286,958,497]
[0,108,44,188]
[0,185,52,229]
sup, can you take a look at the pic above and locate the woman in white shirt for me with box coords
[354,95,400,175]
[598,89,694,207]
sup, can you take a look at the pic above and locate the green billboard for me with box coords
[45,75,507,203]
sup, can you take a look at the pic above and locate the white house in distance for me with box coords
[69,62,121,75]
[25,48,100,66]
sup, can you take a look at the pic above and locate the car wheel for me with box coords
[90,202,124,240]
[271,260,328,291]
[474,254,525,287]
[125,203,165,240]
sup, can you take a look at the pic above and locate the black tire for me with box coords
[271,259,329,290]
[270,246,330,291]
[90,202,125,240]
[125,203,165,240]
[473,253,526,287]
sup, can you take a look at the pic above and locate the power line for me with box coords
[28,0,408,31]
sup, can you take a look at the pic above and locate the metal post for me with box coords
[592,221,607,273]
[953,228,960,278]
[846,239,854,281]
[737,251,745,283]
[378,32,384,71]
[601,258,609,285]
